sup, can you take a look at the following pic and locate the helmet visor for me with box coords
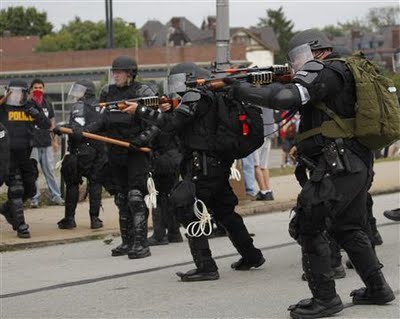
[67,83,87,102]
[7,87,26,106]
[288,43,314,72]
[167,73,187,94]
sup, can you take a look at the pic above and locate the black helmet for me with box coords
[333,46,352,57]
[169,62,211,80]
[75,79,96,97]
[111,56,138,76]
[168,63,211,95]
[8,79,28,90]
[288,29,332,52]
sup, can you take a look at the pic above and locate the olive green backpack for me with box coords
[297,51,400,150]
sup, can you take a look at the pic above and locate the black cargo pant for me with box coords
[3,148,38,229]
[151,173,181,241]
[176,156,262,271]
[292,151,382,301]
[62,144,106,220]
[110,151,150,250]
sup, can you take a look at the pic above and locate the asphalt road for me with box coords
[1,193,399,319]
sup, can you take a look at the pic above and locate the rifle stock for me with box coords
[58,127,151,153]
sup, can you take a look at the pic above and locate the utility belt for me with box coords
[298,138,353,178]
[190,151,225,179]
[70,142,94,155]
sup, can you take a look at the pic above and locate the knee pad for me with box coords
[302,232,330,256]
[8,175,24,199]
[127,189,146,211]
[114,193,127,208]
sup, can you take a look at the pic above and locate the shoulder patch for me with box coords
[181,91,201,104]
[300,60,324,72]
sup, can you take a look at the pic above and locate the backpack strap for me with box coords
[295,102,355,143]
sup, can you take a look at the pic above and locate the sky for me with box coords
[1,0,399,31]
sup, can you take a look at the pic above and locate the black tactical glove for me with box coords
[24,104,40,117]
[71,127,84,141]
[225,80,247,100]
[53,125,62,136]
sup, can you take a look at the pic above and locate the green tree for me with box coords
[35,17,142,52]
[366,6,400,31]
[0,6,53,37]
[321,25,345,37]
[257,6,295,64]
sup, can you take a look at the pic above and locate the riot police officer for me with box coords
[126,63,265,281]
[231,29,395,318]
[78,56,157,259]
[147,105,183,245]
[56,80,106,230]
[0,80,51,238]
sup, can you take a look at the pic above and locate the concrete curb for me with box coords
[2,186,398,252]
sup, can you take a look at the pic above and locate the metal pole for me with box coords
[109,0,113,48]
[105,0,110,48]
[216,0,230,69]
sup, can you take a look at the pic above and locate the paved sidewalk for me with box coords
[0,161,399,250]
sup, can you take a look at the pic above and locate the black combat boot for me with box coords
[128,210,151,259]
[351,270,395,305]
[57,218,77,229]
[111,214,133,256]
[89,182,103,229]
[90,216,103,229]
[9,198,31,238]
[288,295,343,319]
[58,184,78,229]
[176,236,219,282]
[229,235,265,270]
[290,271,343,319]
[148,206,168,246]
[290,238,344,319]
[16,223,31,239]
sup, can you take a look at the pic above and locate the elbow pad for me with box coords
[134,125,160,147]
[135,105,164,126]
[175,90,201,117]
[270,83,303,110]
[234,82,301,111]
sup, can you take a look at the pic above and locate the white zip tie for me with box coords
[186,199,213,237]
[55,152,69,170]
[229,160,241,181]
[144,173,158,213]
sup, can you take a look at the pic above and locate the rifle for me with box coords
[186,65,292,90]
[212,64,290,75]
[57,127,151,153]
[94,96,180,110]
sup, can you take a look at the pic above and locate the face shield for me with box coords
[288,43,314,72]
[6,87,27,106]
[167,73,187,95]
[67,83,87,103]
